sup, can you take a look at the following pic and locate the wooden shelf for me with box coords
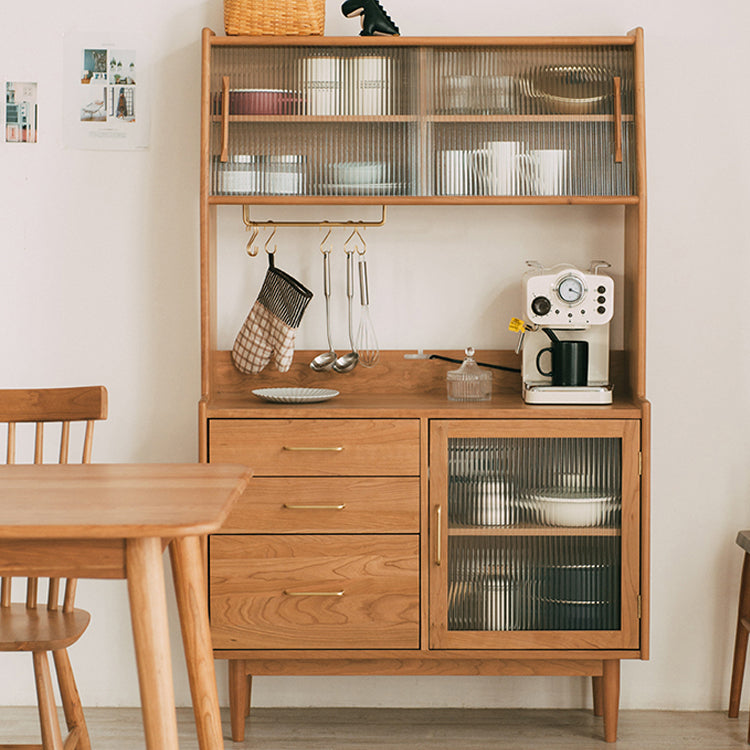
[208,194,639,205]
[428,114,635,123]
[208,34,638,48]
[213,114,634,124]
[447,527,622,537]
[214,114,420,124]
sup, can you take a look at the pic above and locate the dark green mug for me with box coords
[536,340,588,386]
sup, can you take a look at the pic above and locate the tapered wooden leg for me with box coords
[730,553,750,717]
[592,675,603,717]
[53,648,91,750]
[602,659,620,743]
[246,673,253,717]
[229,660,252,741]
[126,537,179,750]
[170,535,224,750]
[33,651,64,750]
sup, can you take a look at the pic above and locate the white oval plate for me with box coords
[252,387,339,404]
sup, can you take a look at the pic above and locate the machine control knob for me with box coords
[597,305,606,314]
[531,296,552,316]
[597,285,606,294]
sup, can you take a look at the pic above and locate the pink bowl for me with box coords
[214,89,299,115]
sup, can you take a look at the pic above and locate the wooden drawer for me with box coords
[208,419,420,476]
[219,477,420,533]
[210,534,420,649]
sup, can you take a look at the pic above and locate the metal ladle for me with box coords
[310,232,337,371]
[332,233,360,373]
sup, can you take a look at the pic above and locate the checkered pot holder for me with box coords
[232,255,313,374]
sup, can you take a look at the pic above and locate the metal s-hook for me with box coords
[320,228,333,256]
[354,228,366,256]
[245,225,260,257]
[344,228,365,256]
[264,226,277,255]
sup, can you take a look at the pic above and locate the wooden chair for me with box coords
[729,530,750,741]
[0,386,108,750]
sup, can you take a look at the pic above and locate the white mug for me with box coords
[472,140,522,195]
[521,148,570,196]
[438,149,472,195]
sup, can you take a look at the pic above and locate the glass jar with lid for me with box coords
[446,347,492,401]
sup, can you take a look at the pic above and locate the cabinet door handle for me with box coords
[613,76,623,164]
[283,504,346,510]
[435,504,442,566]
[220,75,230,163]
[284,590,345,597]
[282,446,344,452]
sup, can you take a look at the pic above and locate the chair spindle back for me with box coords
[0,386,108,614]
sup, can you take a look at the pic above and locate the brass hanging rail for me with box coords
[242,205,387,231]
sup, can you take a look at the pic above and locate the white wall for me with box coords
[1,0,749,712]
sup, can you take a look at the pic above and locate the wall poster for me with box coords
[64,33,150,150]
[5,82,38,143]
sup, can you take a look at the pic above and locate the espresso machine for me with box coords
[520,261,614,405]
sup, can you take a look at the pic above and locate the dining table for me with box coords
[0,462,253,750]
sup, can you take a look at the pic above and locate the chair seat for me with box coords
[0,604,90,652]
[737,531,750,555]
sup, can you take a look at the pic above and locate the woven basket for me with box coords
[224,0,325,35]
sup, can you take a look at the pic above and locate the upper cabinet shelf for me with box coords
[202,31,642,203]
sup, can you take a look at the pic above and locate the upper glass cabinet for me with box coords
[203,37,640,201]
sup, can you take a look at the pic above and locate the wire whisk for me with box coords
[356,257,380,367]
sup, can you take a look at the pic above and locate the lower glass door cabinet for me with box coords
[429,419,641,651]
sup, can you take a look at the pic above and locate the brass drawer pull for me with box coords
[283,590,345,597]
[283,503,346,510]
[282,446,344,452]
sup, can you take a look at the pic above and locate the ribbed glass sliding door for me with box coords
[427,45,635,197]
[209,44,419,198]
[429,420,640,650]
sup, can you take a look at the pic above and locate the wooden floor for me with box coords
[0,707,748,748]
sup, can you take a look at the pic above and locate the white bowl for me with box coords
[331,161,385,185]
[533,493,613,527]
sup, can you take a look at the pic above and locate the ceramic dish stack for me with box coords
[449,476,519,527]
[448,575,531,631]
[539,562,620,630]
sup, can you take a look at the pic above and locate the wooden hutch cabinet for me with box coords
[199,28,648,743]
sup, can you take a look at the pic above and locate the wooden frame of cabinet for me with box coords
[199,28,649,744]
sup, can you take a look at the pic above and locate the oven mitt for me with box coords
[232,255,313,373]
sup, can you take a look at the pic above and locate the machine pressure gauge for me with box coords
[556,275,585,304]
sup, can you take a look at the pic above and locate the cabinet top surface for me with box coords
[203,351,646,419]
[203,392,646,420]
[205,29,640,47]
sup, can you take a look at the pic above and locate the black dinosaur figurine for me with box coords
[341,0,400,36]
